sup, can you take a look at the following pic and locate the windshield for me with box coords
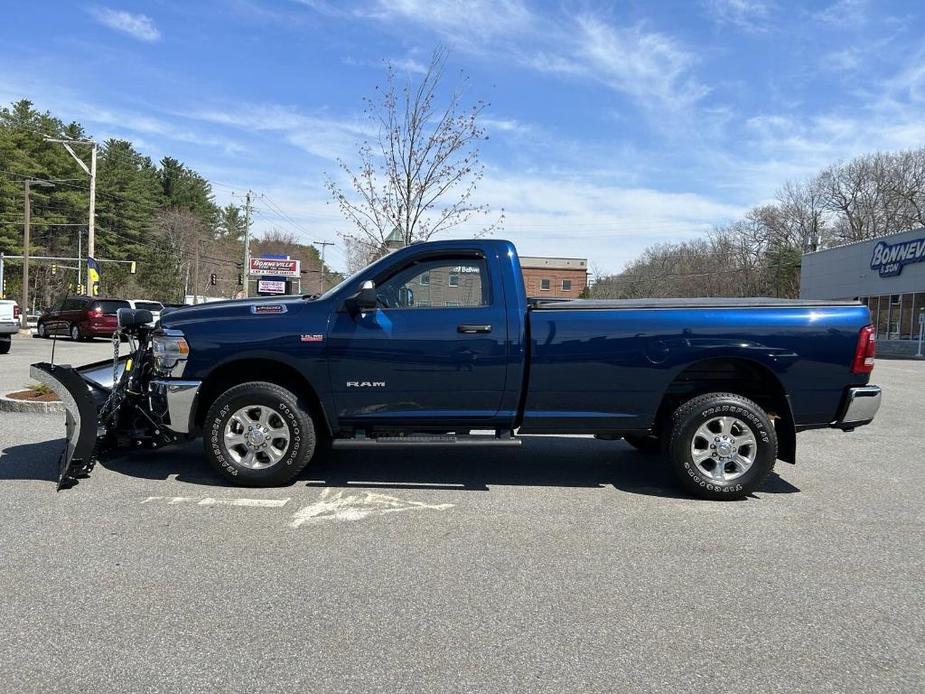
[91,300,131,314]
[134,301,163,311]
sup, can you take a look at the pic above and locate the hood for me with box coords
[160,295,313,329]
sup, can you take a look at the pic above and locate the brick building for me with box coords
[519,256,589,298]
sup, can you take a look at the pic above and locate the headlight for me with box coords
[152,329,190,377]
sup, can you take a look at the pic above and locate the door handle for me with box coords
[457,324,492,334]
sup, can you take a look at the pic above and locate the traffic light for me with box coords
[237,273,243,286]
[51,264,57,276]
[209,273,217,286]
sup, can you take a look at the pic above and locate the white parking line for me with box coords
[289,488,453,527]
[141,496,290,508]
[198,497,290,508]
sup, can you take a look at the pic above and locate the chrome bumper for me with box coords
[150,379,201,434]
[834,385,881,429]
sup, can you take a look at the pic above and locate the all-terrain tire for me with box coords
[203,381,316,486]
[669,392,777,501]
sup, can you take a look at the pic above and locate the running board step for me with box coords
[332,435,522,449]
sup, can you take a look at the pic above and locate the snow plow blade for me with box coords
[30,362,100,490]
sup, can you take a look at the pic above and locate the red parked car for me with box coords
[36,296,130,341]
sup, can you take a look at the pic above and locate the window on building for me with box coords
[891,294,901,305]
[419,272,430,286]
[561,279,572,291]
[448,273,459,287]
[540,279,551,290]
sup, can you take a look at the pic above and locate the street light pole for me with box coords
[242,190,252,298]
[314,240,334,293]
[45,138,97,259]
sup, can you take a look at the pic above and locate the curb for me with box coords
[0,393,64,414]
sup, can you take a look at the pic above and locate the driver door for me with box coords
[326,253,508,427]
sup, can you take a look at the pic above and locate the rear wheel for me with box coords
[669,392,777,501]
[70,323,82,341]
[0,337,10,354]
[203,381,316,486]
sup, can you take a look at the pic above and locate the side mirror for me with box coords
[345,280,378,314]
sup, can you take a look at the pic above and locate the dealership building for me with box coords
[800,227,925,342]
[519,256,589,298]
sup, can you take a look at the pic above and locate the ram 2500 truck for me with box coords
[32,239,881,500]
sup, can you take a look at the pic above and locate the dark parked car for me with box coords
[36,296,130,341]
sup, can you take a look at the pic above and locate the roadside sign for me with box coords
[258,279,286,295]
[249,257,300,277]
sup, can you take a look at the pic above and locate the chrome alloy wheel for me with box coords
[223,405,291,469]
[690,415,757,482]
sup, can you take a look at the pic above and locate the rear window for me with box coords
[134,301,163,311]
[91,300,130,314]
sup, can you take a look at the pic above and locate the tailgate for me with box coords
[0,301,15,322]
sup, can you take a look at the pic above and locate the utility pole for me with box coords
[77,229,82,291]
[46,138,97,258]
[193,236,201,305]
[242,190,253,298]
[314,241,334,293]
[22,179,55,327]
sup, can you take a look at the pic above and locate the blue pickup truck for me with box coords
[33,239,881,499]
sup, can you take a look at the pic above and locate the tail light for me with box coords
[851,324,876,374]
[13,304,20,320]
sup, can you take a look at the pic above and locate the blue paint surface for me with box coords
[162,240,872,435]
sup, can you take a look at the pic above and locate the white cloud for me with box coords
[446,172,743,272]
[187,104,374,161]
[822,47,864,72]
[88,7,161,42]
[813,0,869,28]
[362,0,534,44]
[342,2,706,117]
[569,15,708,113]
[704,0,774,31]
[390,57,428,74]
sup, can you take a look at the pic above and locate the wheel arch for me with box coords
[655,356,796,464]
[193,358,332,437]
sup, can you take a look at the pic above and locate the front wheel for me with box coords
[36,322,47,338]
[669,392,777,501]
[203,381,316,486]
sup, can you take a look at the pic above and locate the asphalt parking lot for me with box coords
[0,333,922,693]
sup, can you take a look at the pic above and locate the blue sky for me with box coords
[2,1,925,273]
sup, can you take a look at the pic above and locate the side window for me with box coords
[377,258,489,309]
